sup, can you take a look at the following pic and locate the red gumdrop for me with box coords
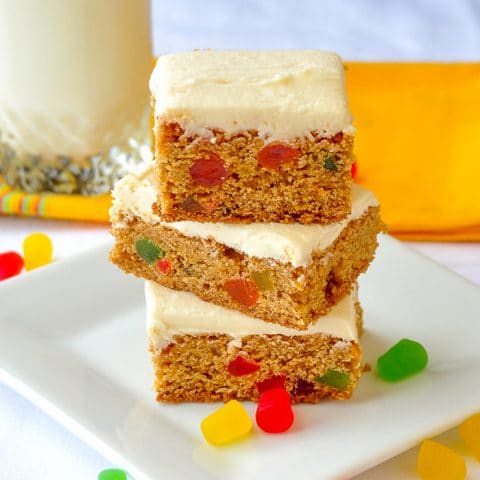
[189,153,227,186]
[351,161,358,179]
[224,278,259,307]
[227,355,260,376]
[157,259,171,274]
[256,388,294,433]
[0,251,24,281]
[256,375,287,394]
[257,143,300,170]
[330,132,344,143]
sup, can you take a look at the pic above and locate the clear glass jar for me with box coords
[0,0,152,194]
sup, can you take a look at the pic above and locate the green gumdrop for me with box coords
[315,369,351,390]
[323,154,338,171]
[377,338,428,382]
[135,238,165,264]
[98,469,128,480]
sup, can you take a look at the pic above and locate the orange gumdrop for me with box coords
[224,278,259,307]
[257,143,300,170]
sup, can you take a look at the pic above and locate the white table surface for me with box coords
[2,0,480,478]
[2,221,480,480]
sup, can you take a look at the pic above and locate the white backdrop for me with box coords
[152,0,480,60]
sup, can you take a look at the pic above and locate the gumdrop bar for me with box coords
[146,281,363,403]
[149,50,355,224]
[110,164,383,329]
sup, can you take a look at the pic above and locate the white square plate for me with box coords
[1,235,480,480]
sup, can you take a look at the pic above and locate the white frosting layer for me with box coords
[149,50,354,140]
[110,163,160,226]
[110,164,379,267]
[146,281,358,350]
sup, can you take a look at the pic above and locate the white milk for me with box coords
[0,0,152,192]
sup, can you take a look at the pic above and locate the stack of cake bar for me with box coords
[110,50,383,403]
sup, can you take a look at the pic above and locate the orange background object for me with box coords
[346,62,480,241]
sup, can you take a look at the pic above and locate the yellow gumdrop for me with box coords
[201,400,252,446]
[417,440,466,480]
[459,412,480,461]
[22,233,53,271]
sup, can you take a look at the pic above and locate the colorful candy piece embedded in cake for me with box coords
[377,338,428,382]
[252,270,274,291]
[459,412,480,461]
[227,355,260,376]
[224,278,259,307]
[189,153,228,186]
[157,258,171,274]
[294,378,315,396]
[256,143,300,170]
[201,400,252,445]
[135,238,165,264]
[22,233,53,271]
[98,469,128,480]
[315,369,351,390]
[0,251,24,280]
[181,196,203,213]
[417,440,466,480]
[149,50,356,224]
[256,388,294,433]
[323,154,338,172]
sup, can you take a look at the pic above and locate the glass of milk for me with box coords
[0,0,152,194]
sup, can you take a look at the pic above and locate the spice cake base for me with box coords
[154,124,354,224]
